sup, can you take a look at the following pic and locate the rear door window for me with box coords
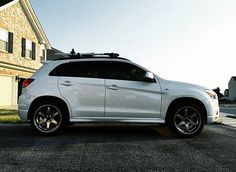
[49,61,106,79]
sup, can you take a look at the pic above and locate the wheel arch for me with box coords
[27,96,70,123]
[165,97,207,124]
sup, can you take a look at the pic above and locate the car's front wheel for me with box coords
[30,101,66,135]
[167,102,205,137]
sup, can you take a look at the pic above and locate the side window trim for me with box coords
[49,60,156,83]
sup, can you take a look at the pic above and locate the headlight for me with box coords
[205,89,217,99]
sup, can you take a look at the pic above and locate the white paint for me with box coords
[0,75,13,106]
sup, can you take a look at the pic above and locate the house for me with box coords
[228,77,236,100]
[224,89,229,97]
[0,0,50,108]
[47,47,64,60]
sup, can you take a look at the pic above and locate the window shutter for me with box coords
[21,38,26,57]
[8,32,13,53]
[43,49,45,61]
[32,42,36,60]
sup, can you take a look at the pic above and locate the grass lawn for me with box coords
[0,110,26,123]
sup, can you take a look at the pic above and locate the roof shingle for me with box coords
[0,0,14,7]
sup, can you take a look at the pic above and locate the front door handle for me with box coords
[107,84,119,90]
[60,81,72,86]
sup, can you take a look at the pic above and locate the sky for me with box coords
[30,0,236,92]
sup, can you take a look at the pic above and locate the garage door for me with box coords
[0,76,13,106]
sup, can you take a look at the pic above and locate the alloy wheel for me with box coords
[33,105,62,133]
[174,106,201,135]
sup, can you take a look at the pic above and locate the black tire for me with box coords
[30,100,67,136]
[167,102,205,138]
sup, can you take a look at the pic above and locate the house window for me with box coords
[0,28,13,53]
[0,29,8,51]
[21,38,36,60]
[26,40,32,58]
[40,49,46,61]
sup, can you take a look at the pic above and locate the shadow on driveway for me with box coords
[0,123,223,150]
[0,123,180,149]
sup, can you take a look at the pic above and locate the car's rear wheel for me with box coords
[167,102,205,137]
[30,101,66,135]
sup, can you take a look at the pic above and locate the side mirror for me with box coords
[144,72,155,82]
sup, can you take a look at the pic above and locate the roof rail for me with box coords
[53,52,130,61]
[71,52,120,58]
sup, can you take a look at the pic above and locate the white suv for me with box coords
[18,53,219,137]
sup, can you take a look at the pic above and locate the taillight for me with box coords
[22,79,34,88]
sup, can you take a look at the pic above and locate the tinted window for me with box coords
[49,61,105,79]
[50,61,155,82]
[104,62,148,82]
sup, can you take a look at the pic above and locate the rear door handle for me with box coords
[107,84,119,90]
[60,81,72,86]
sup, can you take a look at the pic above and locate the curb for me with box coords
[220,105,236,108]
[219,116,236,128]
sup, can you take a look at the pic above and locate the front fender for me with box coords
[160,88,213,120]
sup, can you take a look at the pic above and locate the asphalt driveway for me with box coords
[0,123,235,171]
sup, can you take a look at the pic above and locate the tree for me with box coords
[213,87,223,100]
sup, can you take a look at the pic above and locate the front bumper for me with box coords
[203,97,220,123]
[207,106,220,123]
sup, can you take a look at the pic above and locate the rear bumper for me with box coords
[18,93,32,120]
[18,109,28,120]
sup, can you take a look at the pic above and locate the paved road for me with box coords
[0,123,235,171]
